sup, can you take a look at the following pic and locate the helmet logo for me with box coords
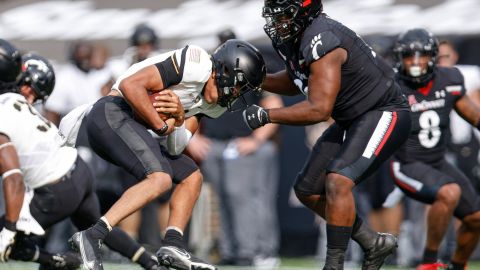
[302,0,312,7]
[24,59,49,74]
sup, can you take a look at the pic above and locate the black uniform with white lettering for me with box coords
[395,67,466,163]
[392,67,480,218]
[276,14,409,125]
[285,14,411,194]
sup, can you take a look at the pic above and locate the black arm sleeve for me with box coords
[155,46,188,88]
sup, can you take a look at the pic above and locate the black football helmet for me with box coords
[393,28,439,86]
[19,53,56,101]
[130,24,159,48]
[0,39,22,93]
[212,39,266,110]
[262,0,323,46]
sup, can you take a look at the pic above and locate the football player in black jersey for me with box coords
[391,28,480,270]
[242,1,412,269]
[66,40,266,270]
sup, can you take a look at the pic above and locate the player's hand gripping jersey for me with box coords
[275,14,408,125]
[0,93,77,189]
[395,67,466,163]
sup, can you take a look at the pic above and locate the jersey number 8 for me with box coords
[418,110,441,148]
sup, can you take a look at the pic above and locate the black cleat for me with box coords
[69,231,103,270]
[361,233,398,270]
[322,248,344,270]
[156,246,216,270]
[143,252,168,270]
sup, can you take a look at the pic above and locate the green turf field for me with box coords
[2,258,480,270]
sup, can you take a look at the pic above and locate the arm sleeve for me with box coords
[166,123,192,156]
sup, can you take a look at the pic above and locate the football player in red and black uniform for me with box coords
[391,28,480,270]
[242,1,412,269]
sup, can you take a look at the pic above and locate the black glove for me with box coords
[242,105,271,130]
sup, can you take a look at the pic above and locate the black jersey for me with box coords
[274,14,408,125]
[395,67,466,163]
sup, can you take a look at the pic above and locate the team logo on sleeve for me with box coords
[445,85,462,96]
[310,34,323,60]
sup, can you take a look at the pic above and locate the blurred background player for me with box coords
[44,40,110,126]
[109,23,161,80]
[391,28,480,270]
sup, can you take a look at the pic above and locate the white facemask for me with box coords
[408,66,423,77]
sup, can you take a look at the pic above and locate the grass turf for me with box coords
[3,258,480,270]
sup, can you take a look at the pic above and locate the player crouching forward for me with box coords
[62,39,266,270]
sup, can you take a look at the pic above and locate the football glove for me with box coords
[242,105,271,130]
[0,227,16,262]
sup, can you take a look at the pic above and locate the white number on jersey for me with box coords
[418,110,441,148]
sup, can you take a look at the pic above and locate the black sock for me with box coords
[450,261,465,270]
[351,215,378,250]
[137,249,157,269]
[422,248,438,264]
[163,229,185,249]
[87,219,110,241]
[325,224,351,268]
[104,227,154,268]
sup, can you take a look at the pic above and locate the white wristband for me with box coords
[0,142,14,150]
[2,169,22,179]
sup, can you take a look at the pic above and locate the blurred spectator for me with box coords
[186,29,283,267]
[43,40,111,125]
[217,28,236,44]
[91,42,111,70]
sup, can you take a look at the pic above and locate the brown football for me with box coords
[133,91,171,126]
[148,91,171,121]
